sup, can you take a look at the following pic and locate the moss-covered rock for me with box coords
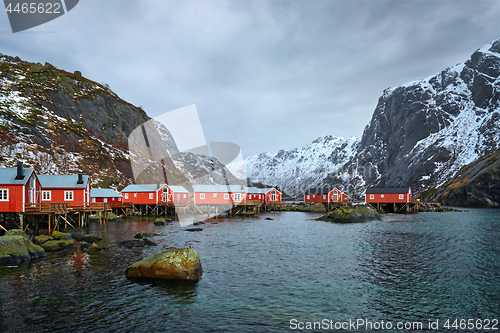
[83,234,101,243]
[41,239,75,252]
[5,229,28,237]
[51,231,73,240]
[119,238,157,248]
[125,248,203,280]
[0,234,46,265]
[319,205,381,223]
[300,203,327,212]
[33,235,54,246]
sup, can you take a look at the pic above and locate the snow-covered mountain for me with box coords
[244,39,500,205]
[240,135,359,195]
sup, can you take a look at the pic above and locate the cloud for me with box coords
[1,0,498,156]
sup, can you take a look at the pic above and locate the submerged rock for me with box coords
[0,230,46,265]
[319,205,381,223]
[193,221,205,225]
[265,217,273,220]
[185,228,203,232]
[134,231,159,239]
[41,239,75,252]
[83,234,102,243]
[125,248,203,280]
[119,238,157,248]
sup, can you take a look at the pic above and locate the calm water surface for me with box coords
[1,210,499,332]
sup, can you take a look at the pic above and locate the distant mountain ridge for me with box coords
[244,39,500,206]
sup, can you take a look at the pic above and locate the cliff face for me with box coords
[0,54,240,189]
[431,148,500,207]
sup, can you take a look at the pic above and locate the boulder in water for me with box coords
[125,248,203,280]
[0,230,46,265]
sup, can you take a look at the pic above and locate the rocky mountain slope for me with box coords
[0,54,240,189]
[244,39,500,206]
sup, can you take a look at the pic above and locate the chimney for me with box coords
[77,172,84,184]
[15,162,24,180]
[156,181,160,189]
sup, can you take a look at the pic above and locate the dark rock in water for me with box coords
[80,241,91,252]
[33,235,53,246]
[83,234,102,243]
[125,248,203,280]
[51,231,73,241]
[185,228,203,232]
[0,230,46,265]
[154,221,167,226]
[70,233,84,241]
[319,205,381,223]
[42,239,75,252]
[119,238,157,248]
[134,231,146,239]
[86,243,102,253]
[265,217,273,220]
[193,221,205,225]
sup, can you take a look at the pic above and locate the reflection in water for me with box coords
[0,210,499,332]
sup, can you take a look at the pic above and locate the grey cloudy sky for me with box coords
[1,0,499,157]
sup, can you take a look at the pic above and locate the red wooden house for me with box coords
[304,187,349,203]
[91,188,123,203]
[193,185,247,205]
[0,162,41,213]
[38,173,91,206]
[365,187,411,204]
[247,187,282,204]
[121,184,189,204]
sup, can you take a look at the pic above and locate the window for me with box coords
[200,193,205,199]
[249,194,252,199]
[213,193,217,197]
[42,191,51,201]
[224,193,229,199]
[64,191,73,201]
[92,198,96,202]
[271,191,276,201]
[323,195,326,200]
[259,195,261,199]
[149,193,153,199]
[234,193,241,202]
[104,198,107,203]
[134,193,137,197]
[370,194,374,199]
[307,195,310,199]
[125,193,128,199]
[183,194,187,198]
[119,198,122,201]
[381,194,384,198]
[0,189,8,201]
[399,194,404,199]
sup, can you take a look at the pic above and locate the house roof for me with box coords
[91,188,123,198]
[38,174,89,188]
[247,187,281,194]
[121,184,167,192]
[365,187,411,194]
[305,187,338,195]
[0,167,35,185]
[193,185,247,193]
[167,185,189,194]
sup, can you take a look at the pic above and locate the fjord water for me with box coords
[1,210,499,332]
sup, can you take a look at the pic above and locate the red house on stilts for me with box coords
[365,187,412,212]
[38,173,91,208]
[0,162,41,214]
[304,187,349,204]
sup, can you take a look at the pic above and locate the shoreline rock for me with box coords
[318,205,381,223]
[0,229,46,265]
[125,248,203,280]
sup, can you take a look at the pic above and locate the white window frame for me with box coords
[259,194,261,199]
[103,198,107,203]
[271,191,276,201]
[399,194,404,199]
[213,193,217,197]
[234,193,241,202]
[64,191,74,201]
[0,189,8,201]
[149,193,153,200]
[200,193,205,199]
[369,194,374,199]
[183,194,186,198]
[42,191,51,201]
[249,194,252,199]
[124,193,128,199]
[134,193,137,197]
[381,194,384,198]
[306,195,310,200]
[224,193,229,199]
[323,195,326,200]
[92,198,96,203]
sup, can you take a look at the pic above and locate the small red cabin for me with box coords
[0,162,41,213]
[193,185,247,205]
[91,188,123,203]
[38,173,91,206]
[304,187,349,203]
[121,184,189,204]
[247,187,282,204]
[365,187,411,204]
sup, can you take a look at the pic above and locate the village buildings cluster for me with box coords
[0,162,412,216]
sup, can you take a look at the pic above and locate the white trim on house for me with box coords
[64,191,74,201]
[0,188,9,201]
[200,193,205,199]
[42,191,51,201]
